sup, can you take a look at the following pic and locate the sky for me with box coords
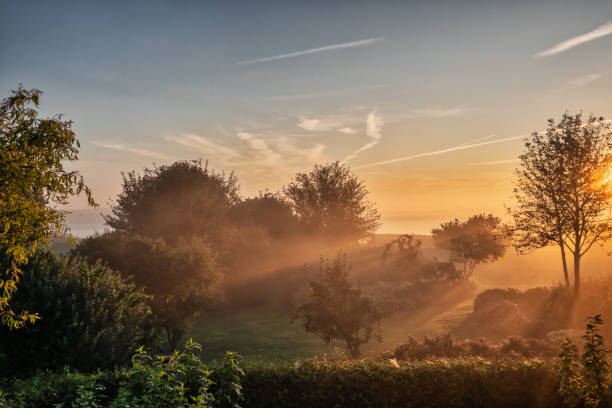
[2,0,612,234]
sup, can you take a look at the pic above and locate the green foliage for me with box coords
[284,161,380,242]
[558,315,610,408]
[104,160,239,247]
[0,85,95,328]
[241,358,560,408]
[0,251,159,377]
[292,253,383,358]
[0,341,243,408]
[432,214,507,279]
[74,232,220,351]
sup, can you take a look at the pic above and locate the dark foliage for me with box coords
[510,113,612,294]
[292,253,383,358]
[0,252,159,377]
[432,214,507,279]
[74,232,220,351]
[230,192,301,239]
[284,161,380,243]
[104,159,239,247]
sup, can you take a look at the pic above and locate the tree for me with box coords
[104,160,239,247]
[230,191,301,239]
[511,113,612,294]
[0,85,95,328]
[284,161,380,243]
[0,251,159,377]
[74,232,220,351]
[291,253,383,358]
[431,214,507,279]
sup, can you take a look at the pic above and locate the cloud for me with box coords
[534,21,612,58]
[165,132,326,184]
[93,142,171,160]
[343,109,384,162]
[457,134,497,147]
[356,134,525,169]
[298,118,341,132]
[406,106,468,119]
[568,73,602,86]
[338,127,357,134]
[236,37,384,65]
[468,158,520,166]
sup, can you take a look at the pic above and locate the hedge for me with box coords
[1,358,567,408]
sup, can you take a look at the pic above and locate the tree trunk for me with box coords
[559,243,570,288]
[573,252,581,297]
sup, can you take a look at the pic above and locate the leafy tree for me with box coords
[74,232,220,351]
[431,214,506,279]
[0,251,159,377]
[291,253,383,358]
[284,161,380,243]
[104,160,239,247]
[0,86,95,328]
[231,191,300,239]
[383,234,461,284]
[511,113,612,294]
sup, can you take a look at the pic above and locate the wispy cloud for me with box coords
[406,106,469,119]
[93,142,171,160]
[298,117,341,132]
[534,21,612,58]
[356,134,525,169]
[344,109,383,162]
[468,158,520,166]
[338,127,357,135]
[457,134,497,147]
[236,37,384,65]
[568,73,602,86]
[165,132,326,184]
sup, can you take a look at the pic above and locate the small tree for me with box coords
[511,113,612,294]
[431,214,506,279]
[291,253,383,358]
[284,162,380,243]
[0,86,95,328]
[75,232,220,351]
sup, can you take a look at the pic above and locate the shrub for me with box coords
[241,358,560,408]
[0,251,160,377]
[0,341,243,408]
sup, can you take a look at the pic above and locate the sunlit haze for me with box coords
[2,1,612,234]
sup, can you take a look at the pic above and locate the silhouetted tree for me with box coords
[104,160,239,247]
[0,85,95,328]
[284,161,380,243]
[432,214,506,279]
[230,191,300,238]
[291,253,383,358]
[74,232,220,351]
[510,113,612,294]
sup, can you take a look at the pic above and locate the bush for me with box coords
[0,341,243,408]
[0,251,160,377]
[241,358,560,408]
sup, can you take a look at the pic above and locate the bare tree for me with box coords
[511,113,612,295]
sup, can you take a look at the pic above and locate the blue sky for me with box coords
[2,0,612,233]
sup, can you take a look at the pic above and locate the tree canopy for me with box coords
[0,85,95,328]
[284,161,380,243]
[432,214,506,279]
[510,113,612,294]
[75,232,220,350]
[292,253,383,358]
[104,160,239,247]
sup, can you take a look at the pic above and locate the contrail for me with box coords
[236,37,384,65]
[355,134,525,169]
